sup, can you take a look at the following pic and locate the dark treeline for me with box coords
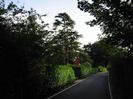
[1,0,132,99]
[78,0,133,99]
[0,1,49,98]
[0,1,94,99]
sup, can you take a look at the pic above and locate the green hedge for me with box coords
[54,64,75,86]
[43,64,98,97]
[72,62,97,78]
[80,64,92,77]
[98,66,108,72]
[91,68,98,74]
[46,64,75,88]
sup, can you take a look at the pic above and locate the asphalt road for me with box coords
[50,72,111,99]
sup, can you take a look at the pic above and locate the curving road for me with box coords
[49,72,111,99]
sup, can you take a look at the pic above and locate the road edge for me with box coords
[47,79,84,99]
[47,72,108,99]
[47,73,99,99]
[108,73,113,99]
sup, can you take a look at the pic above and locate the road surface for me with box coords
[49,72,110,99]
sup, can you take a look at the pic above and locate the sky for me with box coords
[6,0,101,46]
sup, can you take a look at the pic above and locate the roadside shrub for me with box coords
[82,62,92,67]
[41,64,76,98]
[54,64,75,87]
[98,66,108,72]
[90,68,98,74]
[72,62,96,78]
[80,64,92,77]
[46,64,75,88]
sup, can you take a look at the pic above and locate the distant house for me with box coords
[73,56,80,65]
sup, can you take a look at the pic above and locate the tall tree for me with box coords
[51,12,82,65]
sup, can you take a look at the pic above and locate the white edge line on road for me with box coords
[47,79,84,99]
[108,73,113,99]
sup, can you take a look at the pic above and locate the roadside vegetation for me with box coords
[78,0,133,99]
[0,1,100,99]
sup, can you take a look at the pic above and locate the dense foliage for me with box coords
[78,0,133,55]
[98,66,107,72]
[0,1,84,98]
[41,64,76,98]
[80,64,92,77]
[52,12,82,65]
[47,64,75,88]
[0,1,49,98]
[0,0,102,98]
[72,62,97,78]
[78,0,133,98]
[78,50,93,64]
[84,40,122,67]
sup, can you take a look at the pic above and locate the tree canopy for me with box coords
[0,1,50,98]
[84,40,121,67]
[78,0,133,55]
[49,12,82,64]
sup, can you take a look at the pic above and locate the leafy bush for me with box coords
[98,66,108,72]
[72,62,97,78]
[46,64,75,88]
[54,64,75,86]
[91,68,98,74]
[82,62,92,67]
[80,64,92,77]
